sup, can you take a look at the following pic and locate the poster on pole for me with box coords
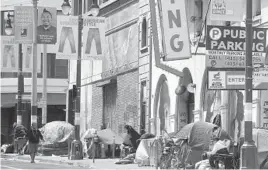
[22,44,41,73]
[56,16,78,60]
[14,6,33,43]
[160,0,191,61]
[82,16,106,60]
[1,36,18,72]
[210,0,244,21]
[37,7,57,44]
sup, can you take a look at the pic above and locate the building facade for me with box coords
[1,2,68,143]
[71,0,268,140]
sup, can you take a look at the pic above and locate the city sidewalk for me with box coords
[0,153,154,169]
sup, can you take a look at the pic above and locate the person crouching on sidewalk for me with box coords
[26,123,44,163]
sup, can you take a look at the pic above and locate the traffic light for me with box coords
[73,85,77,98]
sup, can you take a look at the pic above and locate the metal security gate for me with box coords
[103,83,117,130]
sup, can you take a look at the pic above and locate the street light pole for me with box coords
[62,0,99,160]
[75,0,82,143]
[42,44,47,126]
[17,43,24,125]
[31,0,38,125]
[240,0,257,168]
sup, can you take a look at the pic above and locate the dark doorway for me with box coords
[103,82,117,131]
[140,81,146,135]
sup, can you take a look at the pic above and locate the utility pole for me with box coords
[17,44,24,125]
[31,0,38,125]
[240,0,257,168]
[42,44,47,126]
[69,0,83,160]
[75,0,82,142]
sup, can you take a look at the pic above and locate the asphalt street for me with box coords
[1,159,88,169]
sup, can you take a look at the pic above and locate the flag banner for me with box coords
[160,0,191,61]
[1,36,18,72]
[22,44,41,73]
[37,7,57,44]
[82,17,106,60]
[56,16,78,60]
[14,6,33,43]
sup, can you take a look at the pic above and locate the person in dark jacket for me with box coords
[123,125,141,150]
[26,122,44,163]
[13,122,27,154]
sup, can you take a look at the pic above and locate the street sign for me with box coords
[210,0,244,22]
[38,98,47,108]
[160,0,191,61]
[16,94,31,100]
[208,69,268,90]
[206,25,267,68]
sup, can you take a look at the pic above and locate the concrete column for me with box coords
[193,110,201,122]
[220,91,229,130]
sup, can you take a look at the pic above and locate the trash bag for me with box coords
[195,159,212,169]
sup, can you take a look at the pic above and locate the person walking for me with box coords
[26,123,44,163]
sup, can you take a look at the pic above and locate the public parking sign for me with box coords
[208,69,268,90]
[206,25,267,68]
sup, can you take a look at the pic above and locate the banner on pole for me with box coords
[1,36,18,72]
[14,6,33,43]
[210,0,244,21]
[82,17,106,60]
[56,16,78,60]
[206,25,268,68]
[37,7,57,44]
[22,44,41,73]
[160,0,191,61]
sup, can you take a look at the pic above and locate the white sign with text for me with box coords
[161,0,191,61]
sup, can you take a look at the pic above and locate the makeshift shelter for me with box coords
[173,121,231,150]
[37,121,74,156]
[253,128,268,168]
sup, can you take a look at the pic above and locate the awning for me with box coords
[1,93,66,108]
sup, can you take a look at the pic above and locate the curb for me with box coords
[1,154,91,167]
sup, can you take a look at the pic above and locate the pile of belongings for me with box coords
[116,133,156,165]
[1,144,14,153]
[36,121,74,156]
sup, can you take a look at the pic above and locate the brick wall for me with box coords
[91,84,103,130]
[116,70,139,134]
[91,69,139,134]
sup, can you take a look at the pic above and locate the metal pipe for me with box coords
[31,0,38,125]
[42,44,47,126]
